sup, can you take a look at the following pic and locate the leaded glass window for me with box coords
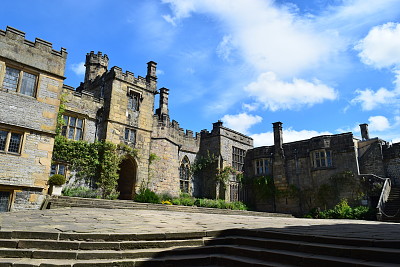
[2,66,37,97]
[0,129,23,154]
[180,157,190,193]
[62,115,83,140]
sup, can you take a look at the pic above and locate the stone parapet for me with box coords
[0,26,67,77]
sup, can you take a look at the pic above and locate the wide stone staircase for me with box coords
[0,229,399,266]
[382,186,400,222]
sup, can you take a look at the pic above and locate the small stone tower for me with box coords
[84,51,109,83]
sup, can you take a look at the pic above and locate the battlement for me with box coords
[0,26,67,58]
[86,51,109,65]
[110,66,148,87]
[62,84,103,103]
[0,26,67,77]
[152,115,200,152]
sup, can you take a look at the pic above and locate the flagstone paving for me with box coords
[1,207,399,241]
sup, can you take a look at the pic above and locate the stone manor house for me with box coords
[1,26,399,215]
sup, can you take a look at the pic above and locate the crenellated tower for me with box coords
[84,51,109,83]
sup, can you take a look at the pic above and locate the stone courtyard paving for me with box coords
[1,207,399,240]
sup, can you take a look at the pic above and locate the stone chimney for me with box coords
[158,87,169,116]
[273,122,284,156]
[359,123,369,141]
[146,61,157,90]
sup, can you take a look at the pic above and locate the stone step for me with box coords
[0,254,298,267]
[1,229,399,266]
[0,246,398,267]
[0,238,205,251]
[47,196,294,218]
[0,230,212,242]
[208,235,400,263]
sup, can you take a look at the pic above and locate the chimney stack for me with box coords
[273,122,283,155]
[359,123,369,141]
[156,87,169,119]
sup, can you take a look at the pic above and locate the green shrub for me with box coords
[48,174,66,186]
[172,198,181,205]
[134,188,160,204]
[180,192,191,198]
[307,199,376,220]
[62,186,101,198]
[159,193,173,202]
[179,197,195,206]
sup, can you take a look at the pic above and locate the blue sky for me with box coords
[2,0,400,146]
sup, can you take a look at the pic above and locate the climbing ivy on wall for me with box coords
[53,136,138,199]
[53,95,139,199]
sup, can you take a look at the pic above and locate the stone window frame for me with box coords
[311,149,333,168]
[61,114,84,141]
[127,88,142,112]
[124,128,136,144]
[50,163,67,177]
[254,158,269,176]
[0,128,24,155]
[1,65,39,98]
[0,190,12,212]
[232,146,245,171]
[179,156,190,194]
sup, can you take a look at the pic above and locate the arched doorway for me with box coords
[118,157,137,200]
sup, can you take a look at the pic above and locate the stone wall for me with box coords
[383,142,400,185]
[358,139,386,177]
[149,138,180,196]
[150,116,200,196]
[199,121,253,200]
[245,132,361,214]
[62,85,103,143]
[0,26,65,211]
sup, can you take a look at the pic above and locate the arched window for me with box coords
[179,157,190,193]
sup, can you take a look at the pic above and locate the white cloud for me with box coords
[351,87,399,111]
[70,62,85,76]
[368,115,391,132]
[251,128,332,147]
[216,35,234,61]
[242,103,259,112]
[355,22,400,69]
[245,72,337,111]
[221,113,262,134]
[161,0,340,77]
[156,69,165,75]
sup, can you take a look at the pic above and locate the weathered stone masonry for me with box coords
[2,26,399,215]
[0,26,66,211]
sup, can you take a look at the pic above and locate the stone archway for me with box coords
[118,157,137,200]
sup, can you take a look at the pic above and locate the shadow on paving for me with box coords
[140,223,400,266]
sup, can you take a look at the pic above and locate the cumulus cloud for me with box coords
[70,62,85,76]
[251,128,332,147]
[355,22,400,69]
[221,113,262,134]
[351,87,399,111]
[368,115,391,131]
[162,0,340,77]
[244,72,337,111]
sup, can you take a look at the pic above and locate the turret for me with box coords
[84,51,109,83]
